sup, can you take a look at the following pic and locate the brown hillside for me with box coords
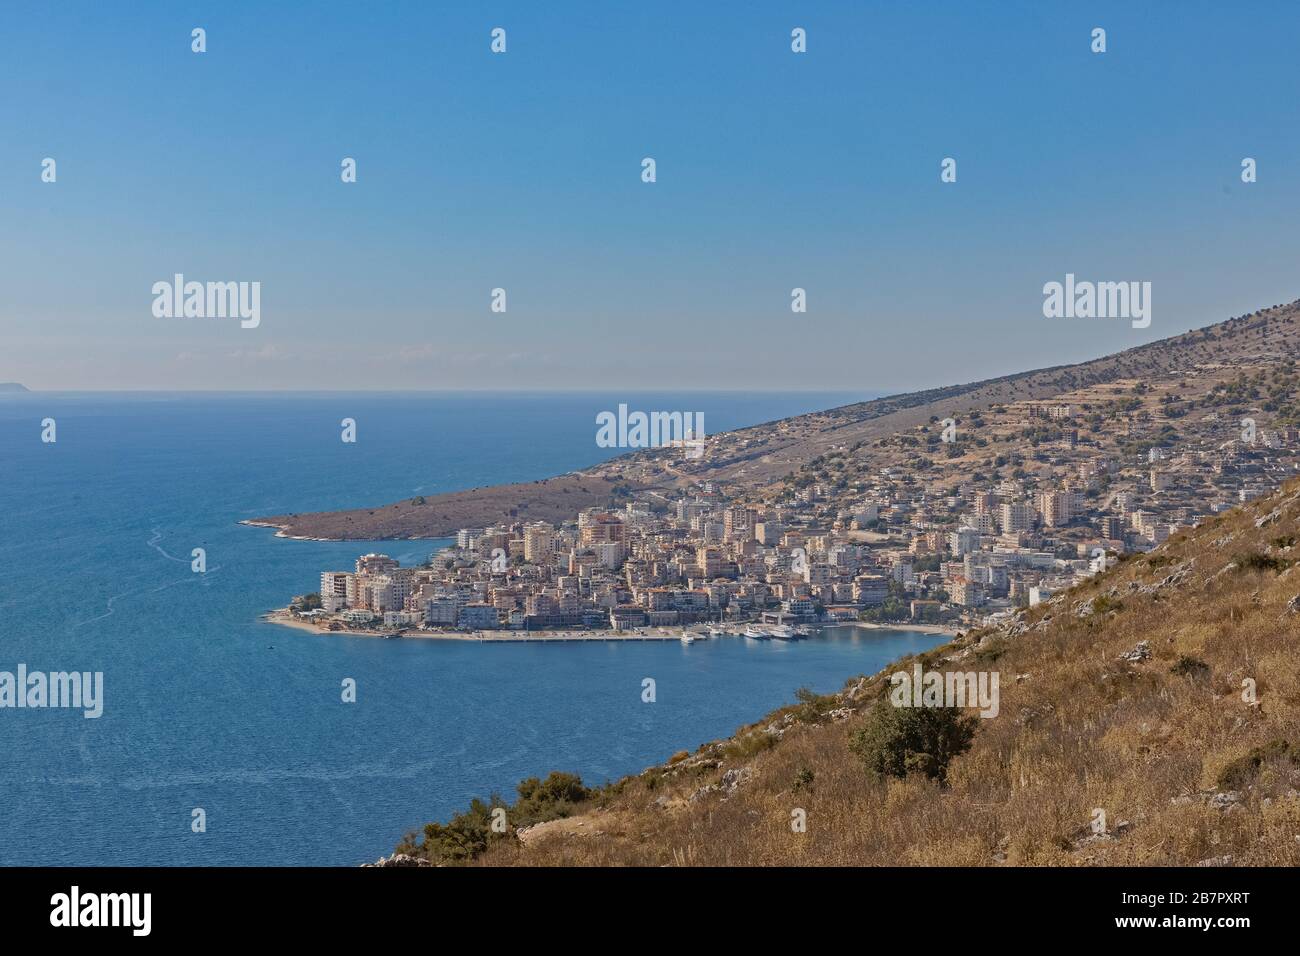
[418,478,1300,867]
[258,301,1300,540]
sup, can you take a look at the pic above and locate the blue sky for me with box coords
[2,1,1297,390]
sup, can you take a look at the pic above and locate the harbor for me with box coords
[262,609,872,644]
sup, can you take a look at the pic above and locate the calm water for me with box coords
[0,391,944,866]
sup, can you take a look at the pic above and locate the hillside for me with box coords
[243,474,631,541]
[390,477,1300,867]
[258,300,1300,540]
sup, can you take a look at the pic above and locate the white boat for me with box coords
[792,625,812,639]
[769,625,796,641]
[680,633,696,645]
[743,627,770,639]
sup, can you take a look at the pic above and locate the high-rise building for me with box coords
[853,574,889,606]
[999,501,1035,534]
[1038,491,1073,528]
[580,513,625,546]
[696,546,726,578]
[948,526,981,556]
[723,506,753,541]
[523,522,555,563]
[355,553,398,576]
[319,571,352,611]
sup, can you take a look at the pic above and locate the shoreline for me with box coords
[843,621,958,635]
[239,519,446,543]
[262,609,959,642]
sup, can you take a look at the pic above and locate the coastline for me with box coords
[841,621,958,635]
[239,519,442,542]
[263,608,959,642]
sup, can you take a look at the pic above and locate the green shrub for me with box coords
[291,592,322,611]
[792,686,838,723]
[1092,595,1124,614]
[1234,550,1291,574]
[850,701,978,784]
[398,796,508,863]
[513,771,592,827]
[399,770,592,863]
[722,731,778,761]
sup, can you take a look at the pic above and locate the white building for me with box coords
[320,571,351,610]
[457,603,500,630]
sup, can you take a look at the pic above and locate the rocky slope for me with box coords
[397,477,1300,866]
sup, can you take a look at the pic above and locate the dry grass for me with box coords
[478,480,1300,867]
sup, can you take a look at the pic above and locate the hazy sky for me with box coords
[2,2,1297,391]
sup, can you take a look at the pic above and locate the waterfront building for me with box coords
[457,603,500,630]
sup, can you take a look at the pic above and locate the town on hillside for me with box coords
[285,362,1300,638]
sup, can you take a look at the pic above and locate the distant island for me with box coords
[0,383,29,392]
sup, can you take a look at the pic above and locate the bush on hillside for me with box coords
[513,771,592,827]
[397,771,593,864]
[1234,550,1291,574]
[399,796,508,863]
[850,701,978,785]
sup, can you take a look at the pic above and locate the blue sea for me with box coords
[0,391,945,866]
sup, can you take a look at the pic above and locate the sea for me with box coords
[0,391,947,866]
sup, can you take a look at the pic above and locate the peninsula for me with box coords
[260,300,1300,639]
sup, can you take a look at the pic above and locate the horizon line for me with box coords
[0,386,878,395]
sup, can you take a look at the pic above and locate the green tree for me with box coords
[850,700,977,784]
